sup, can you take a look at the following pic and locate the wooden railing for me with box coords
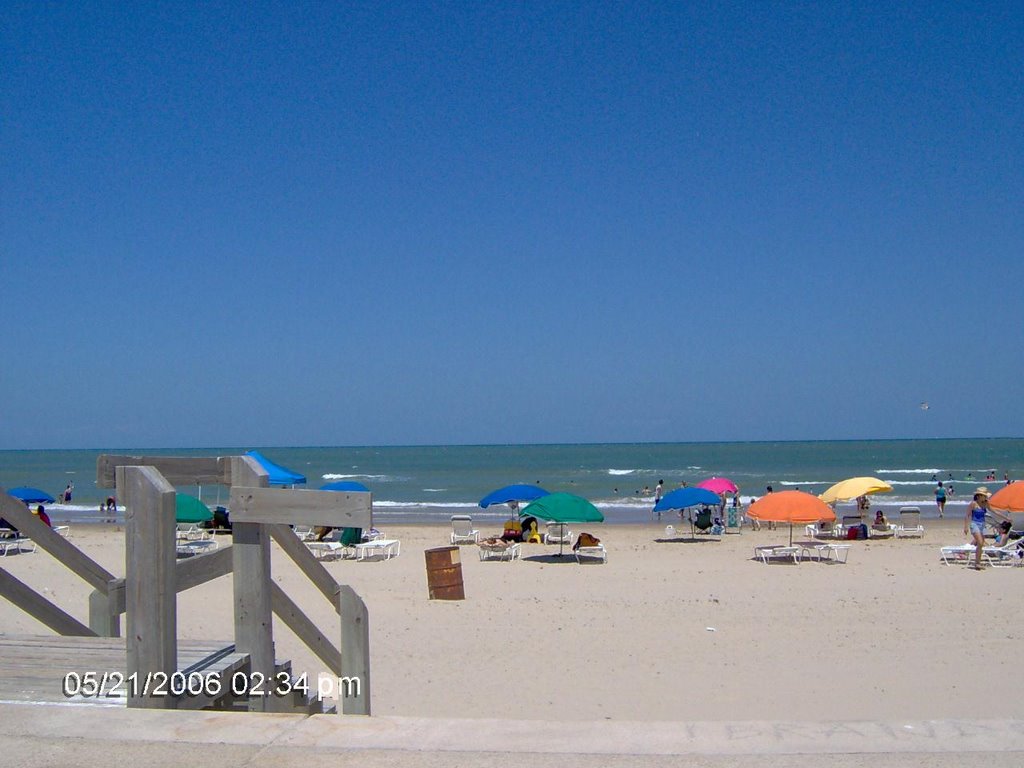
[0,453,373,716]
[0,490,121,636]
[98,454,372,715]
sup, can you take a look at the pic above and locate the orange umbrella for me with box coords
[990,483,1024,512]
[748,490,836,545]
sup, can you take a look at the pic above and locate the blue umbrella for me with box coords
[244,450,307,486]
[479,484,550,508]
[7,487,56,504]
[320,481,370,493]
[654,486,721,513]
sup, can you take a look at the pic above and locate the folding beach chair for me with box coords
[895,507,924,538]
[450,515,479,545]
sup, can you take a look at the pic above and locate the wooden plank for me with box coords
[175,545,233,591]
[0,493,116,592]
[270,581,342,674]
[228,487,372,527]
[268,524,341,610]
[97,455,230,489]
[118,466,177,709]
[230,455,275,713]
[0,568,97,637]
[338,585,370,716]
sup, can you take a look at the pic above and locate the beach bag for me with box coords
[846,526,859,540]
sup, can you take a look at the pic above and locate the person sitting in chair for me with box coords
[872,510,888,531]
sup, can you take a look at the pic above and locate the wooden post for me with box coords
[338,585,370,715]
[118,465,177,709]
[88,581,121,637]
[230,455,277,712]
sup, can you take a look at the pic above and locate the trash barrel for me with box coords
[424,546,465,600]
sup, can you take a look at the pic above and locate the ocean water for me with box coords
[1,439,1020,525]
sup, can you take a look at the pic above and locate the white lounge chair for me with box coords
[574,544,607,563]
[176,523,213,542]
[895,507,924,538]
[0,532,35,556]
[754,545,801,564]
[353,539,400,560]
[478,541,520,561]
[450,515,479,545]
[804,520,839,539]
[293,525,316,541]
[544,522,572,545]
[175,539,218,558]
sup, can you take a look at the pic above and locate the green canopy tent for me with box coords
[520,492,604,556]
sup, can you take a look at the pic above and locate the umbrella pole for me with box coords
[789,522,794,547]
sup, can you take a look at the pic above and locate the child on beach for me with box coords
[935,482,947,517]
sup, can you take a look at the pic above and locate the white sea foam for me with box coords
[422,488,447,493]
[607,469,636,475]
[322,473,395,481]
[875,469,943,474]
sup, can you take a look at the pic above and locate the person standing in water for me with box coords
[934,481,947,518]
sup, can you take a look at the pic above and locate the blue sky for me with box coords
[2,2,1021,449]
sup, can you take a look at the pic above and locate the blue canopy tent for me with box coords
[244,450,307,486]
[320,481,370,493]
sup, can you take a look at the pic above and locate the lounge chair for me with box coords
[175,539,218,558]
[353,536,400,560]
[305,527,363,560]
[574,543,607,563]
[0,531,35,556]
[754,545,801,564]
[940,539,1022,567]
[176,523,213,542]
[478,540,520,561]
[544,522,572,546]
[837,515,864,538]
[293,525,316,541]
[450,515,479,545]
[805,520,839,539]
[895,507,924,538]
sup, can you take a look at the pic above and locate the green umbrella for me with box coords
[175,493,213,524]
[521,493,603,556]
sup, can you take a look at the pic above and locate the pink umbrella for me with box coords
[696,477,738,494]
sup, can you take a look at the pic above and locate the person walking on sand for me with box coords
[934,481,947,517]
[964,487,993,569]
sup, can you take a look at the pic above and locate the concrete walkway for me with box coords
[2,703,1023,767]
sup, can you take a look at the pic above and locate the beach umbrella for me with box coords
[990,483,1024,512]
[6,487,56,504]
[478,484,550,509]
[819,477,893,505]
[521,493,603,556]
[244,450,307,486]
[747,490,835,546]
[320,481,370,493]
[697,477,738,494]
[175,493,213,524]
[654,486,722,513]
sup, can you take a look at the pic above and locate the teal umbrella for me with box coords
[521,493,603,556]
[175,493,213,524]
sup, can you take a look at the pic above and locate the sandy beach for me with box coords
[1,519,1021,723]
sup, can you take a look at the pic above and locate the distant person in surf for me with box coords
[934,481,947,517]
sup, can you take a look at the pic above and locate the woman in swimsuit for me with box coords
[964,487,992,569]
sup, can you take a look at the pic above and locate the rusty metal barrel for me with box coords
[424,546,465,600]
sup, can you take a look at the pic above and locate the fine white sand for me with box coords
[2,519,1021,722]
